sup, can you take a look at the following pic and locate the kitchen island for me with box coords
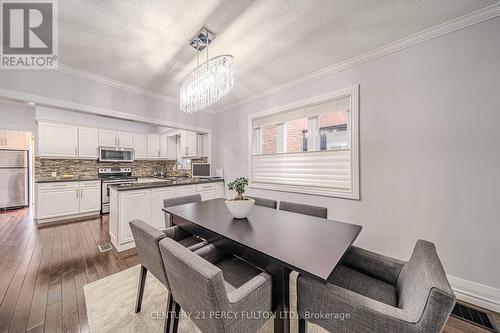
[108,178,225,252]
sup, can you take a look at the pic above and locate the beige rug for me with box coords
[84,265,325,332]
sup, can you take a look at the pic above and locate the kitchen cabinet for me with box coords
[78,127,99,158]
[117,131,133,147]
[79,181,101,213]
[109,188,151,250]
[160,134,168,158]
[99,130,133,147]
[196,183,218,201]
[179,130,198,157]
[0,129,30,150]
[197,133,208,157]
[133,133,147,159]
[36,182,80,219]
[38,122,79,157]
[151,187,177,229]
[147,134,160,158]
[36,180,101,223]
[109,181,224,251]
[167,135,177,160]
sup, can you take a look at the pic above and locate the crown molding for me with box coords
[211,2,500,114]
[57,64,179,104]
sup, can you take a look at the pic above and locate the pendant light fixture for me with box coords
[180,28,234,113]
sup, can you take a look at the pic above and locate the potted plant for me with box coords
[225,177,255,219]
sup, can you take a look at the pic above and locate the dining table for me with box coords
[163,198,362,333]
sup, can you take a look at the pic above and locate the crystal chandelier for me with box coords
[180,29,234,113]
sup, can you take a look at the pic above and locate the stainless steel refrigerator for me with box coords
[0,150,29,210]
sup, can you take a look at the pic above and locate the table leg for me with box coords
[272,265,291,333]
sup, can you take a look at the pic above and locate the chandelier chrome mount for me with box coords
[180,28,234,113]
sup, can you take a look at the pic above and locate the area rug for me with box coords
[84,265,325,332]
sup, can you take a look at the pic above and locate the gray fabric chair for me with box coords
[129,220,207,332]
[247,196,278,209]
[297,240,456,333]
[279,201,327,218]
[164,194,202,228]
[159,237,273,333]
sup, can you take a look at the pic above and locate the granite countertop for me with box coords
[109,177,224,191]
[36,176,100,183]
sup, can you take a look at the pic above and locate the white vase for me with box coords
[225,198,255,219]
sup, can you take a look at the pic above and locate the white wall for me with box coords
[0,100,36,132]
[215,17,500,293]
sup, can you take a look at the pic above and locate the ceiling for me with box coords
[58,0,497,109]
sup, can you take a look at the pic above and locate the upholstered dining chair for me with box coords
[296,240,456,333]
[164,194,202,228]
[129,219,207,333]
[247,196,278,209]
[279,201,328,219]
[159,237,273,333]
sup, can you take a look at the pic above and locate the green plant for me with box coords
[227,177,249,200]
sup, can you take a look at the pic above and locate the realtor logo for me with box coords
[1,0,58,68]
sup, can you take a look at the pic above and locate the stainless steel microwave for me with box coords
[99,147,134,162]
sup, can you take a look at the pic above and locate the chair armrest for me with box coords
[340,246,405,285]
[297,276,418,333]
[194,243,231,264]
[164,225,192,241]
[227,272,272,304]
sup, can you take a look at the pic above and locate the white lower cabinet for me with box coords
[37,182,80,219]
[110,182,225,252]
[79,181,101,213]
[36,180,101,223]
[151,187,177,229]
[119,189,151,246]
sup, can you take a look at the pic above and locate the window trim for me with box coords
[247,85,360,200]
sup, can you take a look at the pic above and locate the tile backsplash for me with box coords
[34,157,207,180]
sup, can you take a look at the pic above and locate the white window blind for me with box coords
[252,150,352,194]
[248,86,359,199]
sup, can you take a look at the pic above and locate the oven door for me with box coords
[99,147,134,162]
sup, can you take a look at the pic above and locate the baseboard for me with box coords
[448,275,500,313]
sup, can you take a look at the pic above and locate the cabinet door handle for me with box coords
[81,189,84,198]
[75,147,78,156]
[118,138,120,146]
[76,189,79,198]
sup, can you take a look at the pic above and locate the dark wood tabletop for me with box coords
[163,198,362,282]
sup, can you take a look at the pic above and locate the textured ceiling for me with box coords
[58,0,496,108]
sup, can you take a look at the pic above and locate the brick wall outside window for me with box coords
[260,110,348,153]
[262,126,277,154]
[319,110,348,128]
[287,118,308,153]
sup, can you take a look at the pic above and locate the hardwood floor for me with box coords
[0,208,498,333]
[0,208,139,333]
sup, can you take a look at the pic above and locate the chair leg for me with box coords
[164,293,173,333]
[170,301,181,333]
[135,265,147,313]
[299,318,307,333]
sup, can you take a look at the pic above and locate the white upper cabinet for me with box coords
[117,131,133,147]
[147,134,160,158]
[0,129,30,150]
[160,134,168,158]
[167,135,177,160]
[180,130,198,157]
[99,129,117,146]
[78,127,99,158]
[99,130,133,147]
[38,122,79,157]
[197,133,208,157]
[133,133,147,159]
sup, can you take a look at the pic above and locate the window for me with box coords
[248,86,359,199]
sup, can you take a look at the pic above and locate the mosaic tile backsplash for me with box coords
[34,157,207,180]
